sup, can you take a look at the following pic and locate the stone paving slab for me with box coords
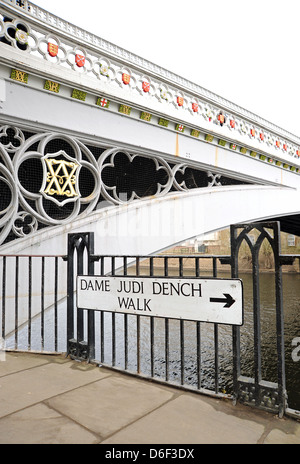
[0,403,99,444]
[102,394,266,445]
[46,374,174,439]
[0,351,52,376]
[0,352,299,444]
[0,352,110,418]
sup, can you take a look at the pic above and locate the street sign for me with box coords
[77,276,244,326]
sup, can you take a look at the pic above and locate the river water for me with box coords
[135,269,300,411]
[183,270,300,411]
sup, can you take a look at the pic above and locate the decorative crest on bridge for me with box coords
[40,151,81,206]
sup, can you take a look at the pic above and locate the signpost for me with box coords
[77,276,244,326]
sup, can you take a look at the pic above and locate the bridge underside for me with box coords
[266,214,300,237]
[3,184,299,257]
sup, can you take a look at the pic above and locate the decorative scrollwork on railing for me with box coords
[0,125,25,153]
[0,142,19,245]
[12,211,38,237]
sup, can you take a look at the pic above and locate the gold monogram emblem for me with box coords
[41,152,81,206]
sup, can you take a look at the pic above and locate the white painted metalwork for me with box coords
[1,0,300,157]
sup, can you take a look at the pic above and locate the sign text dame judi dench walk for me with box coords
[77,276,244,326]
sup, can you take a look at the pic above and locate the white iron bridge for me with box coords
[0,0,300,256]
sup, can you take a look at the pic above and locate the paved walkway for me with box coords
[0,351,299,445]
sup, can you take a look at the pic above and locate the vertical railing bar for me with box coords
[41,257,45,350]
[230,225,241,403]
[164,257,169,382]
[213,257,220,394]
[180,319,184,385]
[28,257,32,351]
[54,257,58,353]
[150,317,154,378]
[252,247,262,404]
[100,256,104,276]
[111,256,115,276]
[165,318,169,382]
[111,257,116,366]
[274,223,287,417]
[66,237,74,355]
[1,256,6,343]
[137,314,140,374]
[15,257,19,350]
[197,321,201,390]
[195,257,200,277]
[123,257,128,276]
[112,312,116,367]
[87,235,95,362]
[196,258,201,389]
[149,257,154,277]
[76,247,83,360]
[124,312,128,371]
[179,258,185,384]
[100,311,104,364]
[149,257,154,377]
[123,256,128,370]
[213,257,217,278]
[214,325,219,394]
[179,257,183,277]
[136,257,140,373]
[164,256,168,278]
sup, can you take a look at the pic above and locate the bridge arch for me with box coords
[2,184,299,256]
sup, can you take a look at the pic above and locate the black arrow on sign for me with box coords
[210,293,235,308]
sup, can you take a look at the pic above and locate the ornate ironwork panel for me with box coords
[230,222,287,417]
[0,123,246,248]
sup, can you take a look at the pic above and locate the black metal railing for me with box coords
[94,254,232,398]
[66,225,300,418]
[1,222,299,419]
[66,233,238,400]
[0,254,67,353]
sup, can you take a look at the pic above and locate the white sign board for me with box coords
[77,276,244,326]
